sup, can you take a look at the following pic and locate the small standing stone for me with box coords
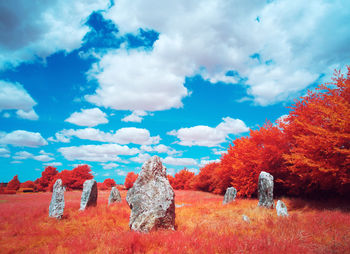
[276,200,289,217]
[258,171,274,209]
[80,179,97,211]
[49,179,65,219]
[108,186,121,205]
[223,187,237,204]
[126,156,175,232]
[242,215,250,223]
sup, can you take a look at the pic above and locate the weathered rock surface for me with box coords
[80,179,97,210]
[258,171,274,209]
[108,186,121,205]
[242,214,250,223]
[223,187,237,204]
[49,179,65,219]
[276,200,288,217]
[126,156,175,232]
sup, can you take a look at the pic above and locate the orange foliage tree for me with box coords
[283,67,350,195]
[124,172,138,190]
[171,169,195,190]
[35,166,58,191]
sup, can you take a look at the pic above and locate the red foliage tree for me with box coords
[7,175,20,191]
[20,180,35,189]
[171,169,195,190]
[36,166,58,191]
[124,172,138,190]
[283,68,350,195]
[191,162,219,192]
[103,178,116,188]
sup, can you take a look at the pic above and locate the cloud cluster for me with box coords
[65,108,108,127]
[90,0,350,107]
[140,144,179,155]
[52,127,160,145]
[168,117,249,147]
[58,144,139,162]
[0,147,10,158]
[13,150,54,162]
[0,80,38,120]
[122,110,148,123]
[0,130,47,147]
[0,0,110,68]
[163,156,198,166]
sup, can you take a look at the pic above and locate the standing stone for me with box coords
[276,200,289,217]
[80,179,97,211]
[126,156,175,232]
[258,171,274,209]
[242,214,250,223]
[108,186,121,205]
[49,179,65,219]
[223,187,237,204]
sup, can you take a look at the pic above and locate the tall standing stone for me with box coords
[126,156,175,232]
[223,187,237,204]
[258,171,274,208]
[108,186,121,205]
[80,179,97,211]
[49,179,65,219]
[276,200,289,217]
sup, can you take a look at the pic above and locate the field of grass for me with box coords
[0,190,349,253]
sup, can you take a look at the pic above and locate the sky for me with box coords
[0,0,349,184]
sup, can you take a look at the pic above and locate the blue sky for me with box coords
[0,0,349,184]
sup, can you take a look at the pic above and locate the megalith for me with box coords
[49,179,65,219]
[276,200,289,217]
[223,187,237,204]
[126,156,175,232]
[80,179,97,211]
[258,171,274,208]
[108,186,121,205]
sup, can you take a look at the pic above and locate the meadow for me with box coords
[0,190,349,254]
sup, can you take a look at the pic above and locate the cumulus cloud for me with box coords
[163,156,198,166]
[122,110,148,123]
[13,150,54,162]
[44,162,62,167]
[0,147,10,158]
[0,130,47,147]
[101,162,119,170]
[96,0,350,106]
[58,144,139,162]
[53,127,160,145]
[65,108,108,127]
[199,159,220,167]
[0,0,110,69]
[140,144,179,155]
[168,117,249,147]
[130,153,151,164]
[0,80,38,120]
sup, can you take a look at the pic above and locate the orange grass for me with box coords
[0,190,349,253]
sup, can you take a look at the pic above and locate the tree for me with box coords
[124,172,138,190]
[7,175,20,191]
[103,178,116,188]
[283,67,350,195]
[36,166,58,191]
[171,169,195,190]
[70,165,93,190]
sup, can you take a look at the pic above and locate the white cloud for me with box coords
[186,168,199,174]
[140,144,179,155]
[102,162,119,170]
[0,0,110,69]
[0,130,47,147]
[58,144,139,162]
[168,117,249,147]
[116,169,128,176]
[163,156,198,166]
[99,0,350,106]
[130,153,151,164]
[122,110,148,123]
[53,127,160,145]
[86,48,190,112]
[212,148,226,155]
[199,159,220,167]
[3,112,11,118]
[44,162,62,167]
[0,80,38,120]
[65,108,108,127]
[13,150,54,162]
[0,147,10,158]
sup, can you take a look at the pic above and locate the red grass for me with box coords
[0,190,349,253]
